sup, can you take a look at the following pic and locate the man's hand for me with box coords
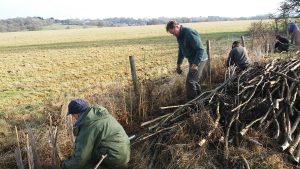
[176,64,182,74]
[191,64,198,75]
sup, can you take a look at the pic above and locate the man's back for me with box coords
[62,106,130,169]
[176,26,208,65]
[276,36,289,52]
[279,37,289,44]
[89,107,130,167]
[227,46,250,70]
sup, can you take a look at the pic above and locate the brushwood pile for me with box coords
[133,58,300,168]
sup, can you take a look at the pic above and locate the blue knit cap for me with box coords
[67,99,89,115]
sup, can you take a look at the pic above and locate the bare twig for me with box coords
[160,104,192,110]
[198,102,220,146]
[141,113,172,127]
[25,122,42,169]
[26,134,34,169]
[270,70,300,83]
[94,154,108,169]
[241,155,251,169]
[231,75,264,112]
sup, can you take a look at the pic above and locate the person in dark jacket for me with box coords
[226,41,251,70]
[61,99,130,169]
[275,35,289,52]
[166,20,208,101]
[288,23,300,49]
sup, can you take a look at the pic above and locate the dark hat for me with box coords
[276,35,281,39]
[232,41,240,45]
[67,99,89,115]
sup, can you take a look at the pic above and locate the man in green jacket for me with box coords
[166,20,208,101]
[61,99,130,169]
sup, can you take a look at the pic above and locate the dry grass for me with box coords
[0,73,189,168]
[1,61,298,168]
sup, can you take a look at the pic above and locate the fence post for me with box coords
[15,126,24,169]
[241,36,245,47]
[265,41,270,56]
[275,18,279,34]
[285,18,288,37]
[129,55,139,97]
[206,40,212,87]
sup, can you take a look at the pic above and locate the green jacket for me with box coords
[62,106,130,169]
[177,26,208,65]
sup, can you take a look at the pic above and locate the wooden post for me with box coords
[206,40,211,87]
[241,36,245,47]
[285,18,288,37]
[25,123,42,169]
[129,55,139,97]
[265,42,270,55]
[275,19,279,34]
[15,126,24,169]
[26,134,34,169]
[48,115,60,169]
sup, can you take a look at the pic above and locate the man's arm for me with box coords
[62,126,97,169]
[226,50,234,67]
[177,47,184,65]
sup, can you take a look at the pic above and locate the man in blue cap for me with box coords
[61,99,130,169]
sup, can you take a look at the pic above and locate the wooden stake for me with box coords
[25,122,42,169]
[15,126,24,169]
[241,36,245,47]
[26,134,34,169]
[129,55,139,97]
[206,40,212,87]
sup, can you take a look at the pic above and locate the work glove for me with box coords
[176,64,183,74]
[191,64,198,76]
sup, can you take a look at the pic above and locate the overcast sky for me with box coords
[0,0,284,19]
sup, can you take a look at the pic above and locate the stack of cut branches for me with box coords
[134,58,300,168]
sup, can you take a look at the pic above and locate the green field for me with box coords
[0,20,256,116]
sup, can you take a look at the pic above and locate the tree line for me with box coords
[2,1,300,33]
[0,17,55,32]
[0,15,269,32]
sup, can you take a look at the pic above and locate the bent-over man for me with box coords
[166,20,208,101]
[288,23,300,49]
[275,35,289,52]
[61,99,130,169]
[226,41,251,71]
